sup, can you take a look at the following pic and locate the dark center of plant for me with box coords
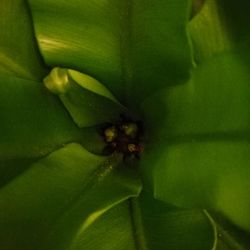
[102,115,144,160]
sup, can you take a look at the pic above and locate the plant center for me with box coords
[102,115,144,160]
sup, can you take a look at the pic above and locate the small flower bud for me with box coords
[43,67,70,94]
[128,144,137,152]
[104,126,117,142]
[121,123,138,138]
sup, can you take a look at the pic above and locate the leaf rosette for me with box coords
[0,0,250,249]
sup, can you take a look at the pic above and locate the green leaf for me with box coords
[0,74,81,161]
[215,166,250,232]
[44,67,127,127]
[147,141,250,209]
[138,193,215,250]
[189,0,232,63]
[142,51,250,140]
[144,141,250,232]
[28,0,193,103]
[141,51,250,231]
[0,159,35,189]
[0,0,47,80]
[73,202,137,250]
[70,192,215,250]
[0,143,142,250]
[189,0,250,64]
[207,211,250,250]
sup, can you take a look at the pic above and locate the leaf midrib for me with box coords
[119,0,133,105]
[129,198,148,250]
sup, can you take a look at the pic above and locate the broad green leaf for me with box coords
[0,159,35,189]
[207,211,250,250]
[0,143,141,250]
[43,162,141,250]
[141,51,250,231]
[28,0,193,103]
[189,0,232,63]
[0,124,106,189]
[142,51,250,140]
[138,193,215,250]
[73,202,137,250]
[0,0,47,80]
[145,141,250,232]
[215,167,250,232]
[44,67,127,127]
[71,192,215,250]
[0,74,81,161]
[189,0,250,64]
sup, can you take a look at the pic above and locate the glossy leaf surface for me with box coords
[142,51,250,139]
[74,202,137,250]
[0,74,80,160]
[0,0,47,80]
[136,192,215,250]
[0,143,141,250]
[189,0,250,64]
[72,193,215,250]
[28,0,193,103]
[142,49,250,231]
[1,0,250,249]
[44,67,127,127]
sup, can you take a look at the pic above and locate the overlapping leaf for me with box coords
[0,0,47,80]
[189,0,250,64]
[28,0,193,104]
[142,49,250,230]
[143,51,250,139]
[70,192,215,250]
[208,211,250,249]
[0,143,142,250]
[0,0,250,249]
[0,74,80,161]
[44,67,127,127]
[141,0,250,235]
